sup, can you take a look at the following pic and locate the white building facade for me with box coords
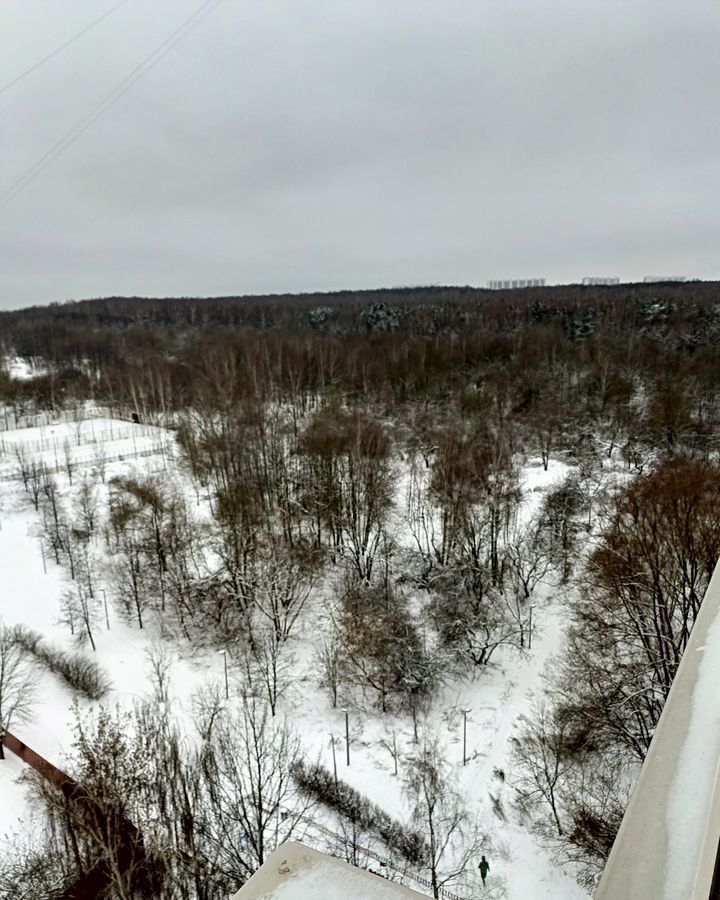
[486,278,545,289]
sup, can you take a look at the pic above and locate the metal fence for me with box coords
[0,405,174,433]
[0,406,118,432]
[0,440,175,482]
[289,810,467,900]
[0,424,168,455]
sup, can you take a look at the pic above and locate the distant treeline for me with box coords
[1,282,720,463]
[2,280,720,359]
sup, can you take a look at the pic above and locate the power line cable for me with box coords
[0,0,222,207]
[0,0,223,211]
[0,0,134,95]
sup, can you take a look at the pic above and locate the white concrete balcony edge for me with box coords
[595,560,720,900]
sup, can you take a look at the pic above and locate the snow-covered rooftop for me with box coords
[230,843,427,900]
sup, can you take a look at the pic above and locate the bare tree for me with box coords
[429,564,515,669]
[75,478,98,534]
[14,444,32,494]
[62,438,75,485]
[512,702,570,836]
[199,698,308,882]
[60,584,99,651]
[245,624,292,716]
[92,442,107,483]
[531,458,720,879]
[428,428,520,583]
[531,400,564,471]
[0,623,36,758]
[503,522,550,649]
[110,529,148,630]
[379,725,402,777]
[0,827,67,897]
[537,474,584,582]
[145,642,174,705]
[405,459,448,571]
[573,458,720,758]
[316,635,343,709]
[252,543,318,643]
[192,680,226,743]
[337,578,434,714]
[26,460,46,511]
[300,410,394,582]
[330,816,379,869]
[19,697,250,898]
[555,750,631,889]
[404,733,483,898]
[66,705,155,897]
[40,472,65,564]
[575,450,607,528]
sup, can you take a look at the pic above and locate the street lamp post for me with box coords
[463,708,471,766]
[102,589,110,630]
[343,708,350,766]
[219,649,229,699]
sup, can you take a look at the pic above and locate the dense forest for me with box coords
[1,284,720,454]
[1,280,720,897]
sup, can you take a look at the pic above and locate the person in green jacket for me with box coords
[479,855,490,886]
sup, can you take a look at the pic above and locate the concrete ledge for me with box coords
[230,842,428,899]
[595,561,720,900]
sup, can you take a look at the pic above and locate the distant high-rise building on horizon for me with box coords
[643,275,686,283]
[487,278,546,290]
[582,276,620,285]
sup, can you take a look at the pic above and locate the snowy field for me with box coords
[0,414,590,900]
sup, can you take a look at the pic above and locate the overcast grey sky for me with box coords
[1,0,718,309]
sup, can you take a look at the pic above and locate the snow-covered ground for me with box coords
[2,358,45,381]
[0,416,173,478]
[0,423,589,899]
[0,436,200,831]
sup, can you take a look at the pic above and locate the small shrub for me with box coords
[12,626,111,700]
[291,760,427,866]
